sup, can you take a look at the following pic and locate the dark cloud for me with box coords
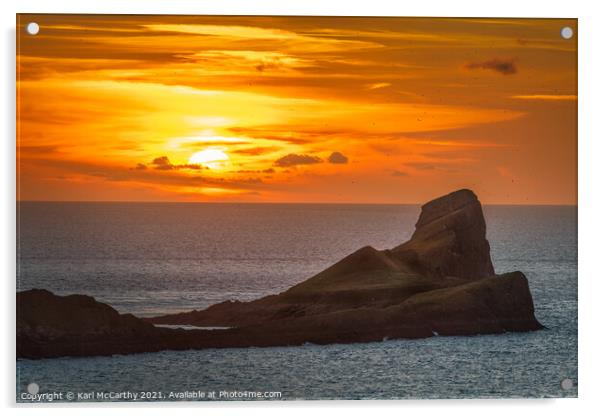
[391,170,409,177]
[235,168,276,174]
[179,164,203,170]
[152,156,173,170]
[465,58,517,75]
[240,177,263,184]
[327,151,349,164]
[150,156,203,170]
[135,163,147,170]
[274,153,322,167]
[255,60,285,72]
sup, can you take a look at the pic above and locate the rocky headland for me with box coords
[17,189,543,359]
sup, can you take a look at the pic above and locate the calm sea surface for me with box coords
[16,203,577,400]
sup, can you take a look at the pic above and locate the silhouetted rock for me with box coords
[393,189,495,279]
[150,189,501,327]
[17,289,163,358]
[17,189,543,359]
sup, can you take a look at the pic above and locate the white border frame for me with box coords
[3,1,600,415]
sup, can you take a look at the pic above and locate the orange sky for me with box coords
[17,15,577,204]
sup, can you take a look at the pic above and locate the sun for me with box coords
[188,148,229,169]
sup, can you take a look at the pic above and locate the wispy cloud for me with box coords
[143,24,382,52]
[232,146,280,156]
[366,82,391,90]
[511,94,577,101]
[17,15,576,203]
[465,58,517,75]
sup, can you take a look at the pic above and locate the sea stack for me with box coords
[393,188,495,280]
[17,189,544,359]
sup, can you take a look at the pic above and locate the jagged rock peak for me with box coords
[394,189,495,280]
[415,189,480,229]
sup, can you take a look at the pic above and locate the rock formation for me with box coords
[17,189,543,359]
[393,188,495,279]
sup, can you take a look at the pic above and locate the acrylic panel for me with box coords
[16,14,577,402]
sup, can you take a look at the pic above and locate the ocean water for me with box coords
[16,203,577,401]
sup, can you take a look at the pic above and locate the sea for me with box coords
[16,202,578,401]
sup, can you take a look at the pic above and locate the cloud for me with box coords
[255,58,290,72]
[510,94,577,101]
[150,156,203,170]
[391,170,409,177]
[235,168,276,174]
[496,166,514,179]
[404,161,463,174]
[274,153,322,167]
[232,146,280,156]
[134,163,147,170]
[465,58,517,75]
[327,151,349,164]
[187,50,310,74]
[143,24,380,53]
[226,127,314,144]
[405,162,437,170]
[152,156,173,170]
[37,158,265,192]
[18,145,60,155]
[366,82,392,90]
[369,142,403,156]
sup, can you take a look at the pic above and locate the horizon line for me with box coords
[16,199,578,207]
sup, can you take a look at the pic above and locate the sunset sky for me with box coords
[17,15,577,204]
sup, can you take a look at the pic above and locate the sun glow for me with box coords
[16,15,577,204]
[188,148,230,169]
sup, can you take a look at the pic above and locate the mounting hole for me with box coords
[561,378,573,390]
[27,382,39,395]
[26,22,40,36]
[560,26,573,40]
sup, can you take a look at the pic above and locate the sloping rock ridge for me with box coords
[17,189,543,359]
